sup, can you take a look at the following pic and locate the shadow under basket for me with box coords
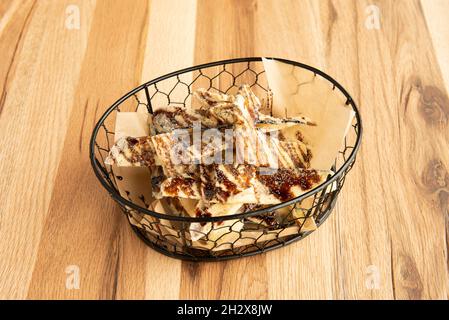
[90,57,362,261]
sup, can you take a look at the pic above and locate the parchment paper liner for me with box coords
[262,58,355,171]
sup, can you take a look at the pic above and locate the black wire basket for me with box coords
[90,57,362,261]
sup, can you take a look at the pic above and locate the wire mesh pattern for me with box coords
[90,57,362,261]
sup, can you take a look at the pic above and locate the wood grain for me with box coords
[0,0,447,299]
[26,0,149,299]
[421,0,449,95]
[140,0,197,300]
[0,0,95,299]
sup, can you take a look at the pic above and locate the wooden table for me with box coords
[0,0,448,300]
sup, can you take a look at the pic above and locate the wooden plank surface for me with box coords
[0,0,448,300]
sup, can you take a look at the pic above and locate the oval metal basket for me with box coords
[90,57,362,261]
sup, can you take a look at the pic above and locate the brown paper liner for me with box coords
[262,58,355,170]
[112,112,184,244]
[112,112,152,206]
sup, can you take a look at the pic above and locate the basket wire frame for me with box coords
[90,57,362,261]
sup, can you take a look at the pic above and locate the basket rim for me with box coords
[89,57,362,223]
